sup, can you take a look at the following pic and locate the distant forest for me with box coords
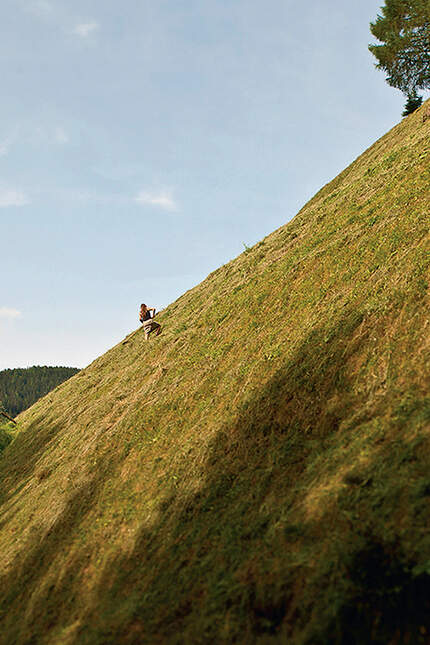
[0,366,80,417]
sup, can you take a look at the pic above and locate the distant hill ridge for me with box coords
[0,101,429,644]
[0,366,80,417]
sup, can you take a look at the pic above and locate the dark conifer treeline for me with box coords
[0,366,80,417]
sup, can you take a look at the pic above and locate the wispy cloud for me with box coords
[0,189,30,208]
[22,2,100,42]
[135,190,177,211]
[26,0,54,18]
[0,125,69,153]
[27,124,70,146]
[0,141,10,157]
[0,130,18,156]
[0,307,22,320]
[54,127,69,144]
[1,185,177,210]
[72,22,100,38]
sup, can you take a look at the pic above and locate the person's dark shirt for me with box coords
[140,309,152,322]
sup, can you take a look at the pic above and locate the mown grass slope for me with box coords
[0,102,429,645]
[0,420,14,457]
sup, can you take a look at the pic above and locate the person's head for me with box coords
[140,303,146,310]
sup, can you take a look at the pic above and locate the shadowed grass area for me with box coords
[0,101,429,644]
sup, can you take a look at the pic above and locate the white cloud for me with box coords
[135,190,177,211]
[0,189,30,207]
[73,22,99,38]
[0,133,16,156]
[25,125,69,146]
[54,127,69,144]
[0,142,10,157]
[26,0,54,18]
[0,307,22,320]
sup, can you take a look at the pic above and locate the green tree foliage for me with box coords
[369,0,430,95]
[402,90,424,114]
[0,366,80,417]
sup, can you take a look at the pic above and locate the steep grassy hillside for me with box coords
[0,102,429,645]
[0,420,14,457]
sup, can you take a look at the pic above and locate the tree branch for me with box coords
[0,411,17,425]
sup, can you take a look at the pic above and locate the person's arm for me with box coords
[149,307,156,318]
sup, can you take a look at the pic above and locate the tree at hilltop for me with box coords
[369,0,430,114]
[402,90,424,114]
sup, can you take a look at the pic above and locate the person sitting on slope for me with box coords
[139,303,162,340]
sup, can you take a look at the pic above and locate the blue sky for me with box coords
[1,0,421,369]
